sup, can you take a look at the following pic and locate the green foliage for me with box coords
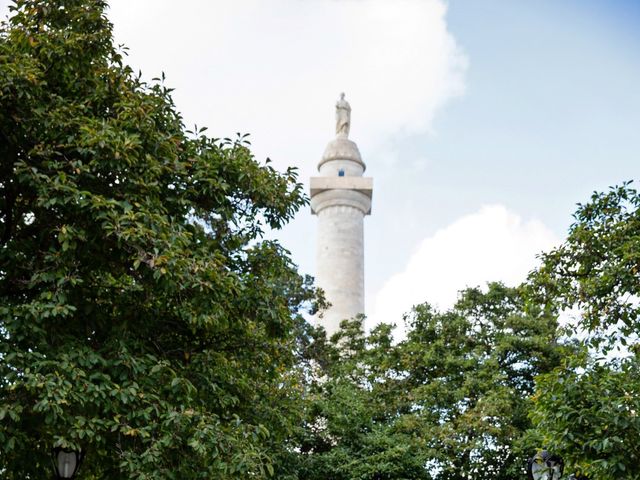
[528,182,640,479]
[0,0,316,477]
[290,284,566,480]
[531,357,640,480]
[530,182,640,349]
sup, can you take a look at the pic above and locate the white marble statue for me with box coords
[335,92,351,138]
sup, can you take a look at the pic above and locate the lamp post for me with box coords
[527,450,564,480]
[52,447,84,479]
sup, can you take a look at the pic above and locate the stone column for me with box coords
[310,95,373,337]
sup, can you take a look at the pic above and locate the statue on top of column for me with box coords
[335,92,351,138]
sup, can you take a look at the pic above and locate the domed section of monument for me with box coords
[319,137,365,176]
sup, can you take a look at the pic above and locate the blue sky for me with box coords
[362,0,640,327]
[439,0,640,232]
[1,0,637,330]
[381,0,640,246]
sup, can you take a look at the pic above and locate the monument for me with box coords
[310,94,373,336]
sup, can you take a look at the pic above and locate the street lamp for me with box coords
[527,450,564,480]
[52,447,84,479]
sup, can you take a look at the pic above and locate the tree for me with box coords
[291,284,566,480]
[528,182,640,480]
[530,356,640,480]
[531,182,640,346]
[0,0,316,477]
[290,316,430,480]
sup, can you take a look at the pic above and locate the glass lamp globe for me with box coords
[527,450,564,480]
[52,447,83,479]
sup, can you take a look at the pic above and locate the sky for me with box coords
[2,0,638,332]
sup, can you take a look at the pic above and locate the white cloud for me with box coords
[368,205,559,335]
[105,0,467,177]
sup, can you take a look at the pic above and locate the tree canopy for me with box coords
[289,284,567,480]
[528,183,640,480]
[0,0,316,478]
